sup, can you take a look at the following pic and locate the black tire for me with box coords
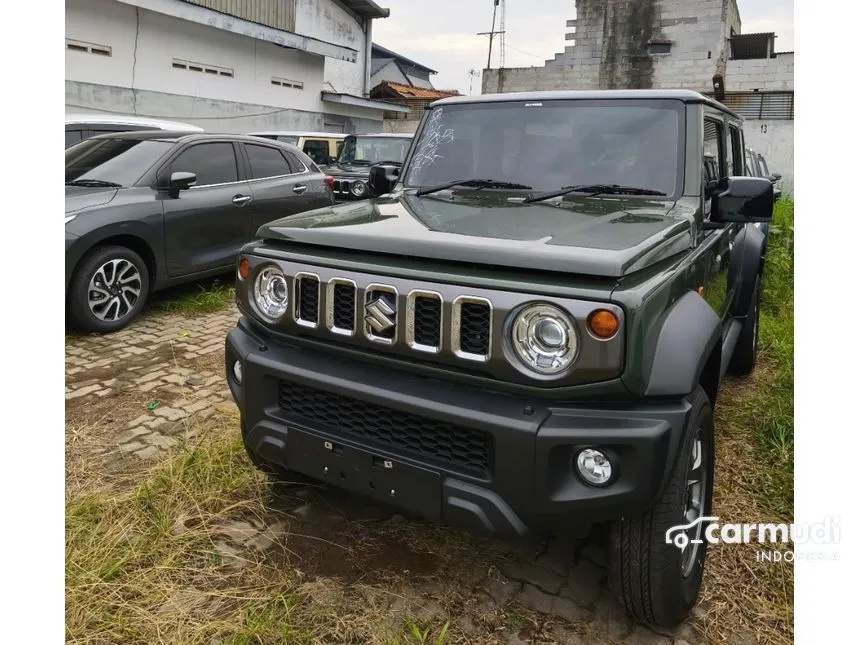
[608,385,715,628]
[727,276,761,376]
[68,245,150,334]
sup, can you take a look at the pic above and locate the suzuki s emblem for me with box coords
[365,296,396,333]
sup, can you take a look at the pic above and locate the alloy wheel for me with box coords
[87,258,142,322]
[680,427,708,578]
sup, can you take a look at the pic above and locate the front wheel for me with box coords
[608,385,715,628]
[68,245,150,334]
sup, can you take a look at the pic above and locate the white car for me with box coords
[65,114,204,148]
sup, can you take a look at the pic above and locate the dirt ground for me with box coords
[65,305,784,645]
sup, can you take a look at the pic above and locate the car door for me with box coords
[240,142,326,238]
[161,140,253,276]
[699,116,741,326]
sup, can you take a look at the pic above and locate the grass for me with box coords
[66,204,796,644]
[150,278,236,317]
[697,197,795,645]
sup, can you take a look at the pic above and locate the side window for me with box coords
[282,151,307,174]
[65,130,83,148]
[303,139,330,165]
[728,125,743,176]
[758,155,770,177]
[336,141,344,158]
[171,142,238,186]
[245,144,291,179]
[703,119,725,178]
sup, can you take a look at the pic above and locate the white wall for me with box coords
[743,120,794,194]
[370,60,410,88]
[295,0,368,96]
[66,0,325,113]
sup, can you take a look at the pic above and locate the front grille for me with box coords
[457,300,491,357]
[278,380,493,476]
[333,179,353,195]
[332,283,356,331]
[296,275,320,326]
[413,296,442,348]
[276,270,494,362]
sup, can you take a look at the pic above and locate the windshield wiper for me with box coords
[66,179,123,188]
[524,184,667,203]
[415,178,533,197]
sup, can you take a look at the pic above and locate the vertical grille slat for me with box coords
[453,298,492,361]
[414,297,442,347]
[333,284,356,330]
[295,274,320,327]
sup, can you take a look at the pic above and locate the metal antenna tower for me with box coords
[477,0,505,69]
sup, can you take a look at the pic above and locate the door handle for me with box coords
[293,185,307,194]
[232,194,252,206]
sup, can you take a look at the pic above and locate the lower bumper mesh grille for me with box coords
[277,380,493,476]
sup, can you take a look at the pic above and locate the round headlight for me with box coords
[254,266,289,320]
[510,303,578,375]
[351,180,367,197]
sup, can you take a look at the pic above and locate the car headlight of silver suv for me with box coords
[253,265,289,320]
[510,303,578,375]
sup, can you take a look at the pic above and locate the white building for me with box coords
[65,0,409,134]
[481,0,794,192]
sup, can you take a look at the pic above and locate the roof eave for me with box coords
[321,91,411,113]
[117,0,357,61]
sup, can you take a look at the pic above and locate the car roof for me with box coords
[429,89,741,119]
[83,131,313,149]
[346,132,413,138]
[247,131,347,138]
[65,113,205,131]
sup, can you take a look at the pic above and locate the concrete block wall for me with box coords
[485,0,741,94]
[726,52,794,91]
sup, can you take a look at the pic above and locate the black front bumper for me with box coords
[226,319,692,539]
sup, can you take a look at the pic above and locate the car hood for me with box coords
[65,186,120,214]
[328,164,373,178]
[257,191,695,278]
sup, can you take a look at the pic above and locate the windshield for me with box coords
[66,138,175,186]
[404,99,684,196]
[338,136,412,165]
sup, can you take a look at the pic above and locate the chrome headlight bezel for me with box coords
[253,265,290,321]
[350,180,367,197]
[507,302,579,377]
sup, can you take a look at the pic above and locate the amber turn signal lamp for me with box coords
[238,257,250,280]
[588,309,619,339]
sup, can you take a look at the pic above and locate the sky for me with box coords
[372,0,794,96]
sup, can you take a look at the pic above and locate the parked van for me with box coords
[65,114,204,148]
[247,131,347,167]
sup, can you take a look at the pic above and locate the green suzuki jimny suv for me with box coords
[225,90,774,628]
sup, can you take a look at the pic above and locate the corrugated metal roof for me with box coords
[340,0,390,19]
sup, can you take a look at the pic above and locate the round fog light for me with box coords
[576,448,613,486]
[232,360,243,384]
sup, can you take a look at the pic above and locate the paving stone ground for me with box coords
[65,304,710,645]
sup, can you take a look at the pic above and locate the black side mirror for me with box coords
[328,156,339,166]
[368,163,400,197]
[769,172,782,182]
[169,171,197,195]
[712,177,774,223]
